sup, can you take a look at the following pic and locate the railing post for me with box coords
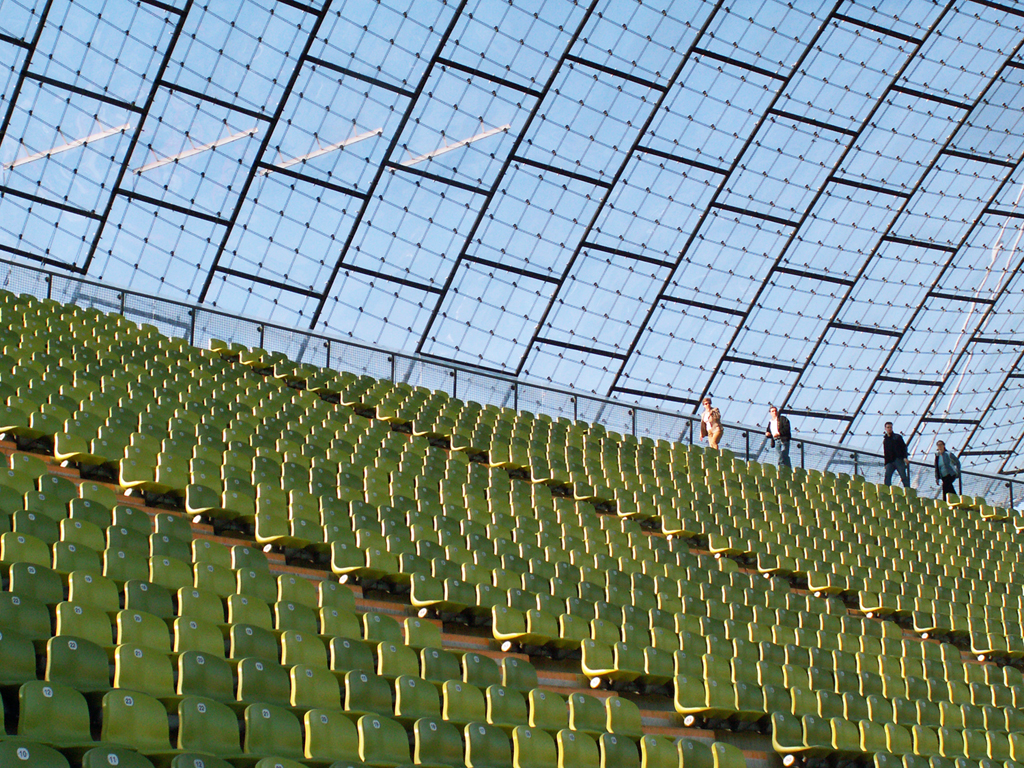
[800,442,805,470]
[571,396,577,422]
[631,409,636,436]
[512,383,518,412]
[45,275,52,300]
[745,430,750,462]
[1010,480,1014,511]
[853,450,859,478]
[389,355,395,382]
[324,340,331,370]
[119,291,126,315]
[188,309,196,346]
[688,421,693,445]
[258,325,265,348]
[451,369,457,400]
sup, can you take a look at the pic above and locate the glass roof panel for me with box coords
[574,1,712,84]
[220,171,360,294]
[91,197,224,300]
[0,0,43,40]
[837,92,963,190]
[540,249,672,355]
[1,80,133,213]
[423,261,556,371]
[837,0,945,41]
[444,0,587,90]
[778,18,911,133]
[785,185,899,278]
[465,167,603,276]
[32,0,172,107]
[665,211,791,311]
[311,0,456,91]
[346,171,480,288]
[900,3,1022,103]
[701,1,830,77]
[645,56,780,168]
[167,0,312,117]
[590,155,718,262]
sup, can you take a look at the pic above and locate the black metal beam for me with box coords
[199,2,334,302]
[436,56,542,98]
[116,189,230,227]
[463,255,561,284]
[308,0,472,324]
[534,337,628,360]
[306,56,416,98]
[581,241,675,270]
[412,1,602,351]
[832,12,922,44]
[635,144,729,176]
[81,0,194,273]
[775,265,855,286]
[876,375,943,387]
[660,295,746,316]
[0,185,101,220]
[509,154,611,189]
[0,0,55,150]
[382,161,489,196]
[512,4,728,379]
[564,53,667,92]
[610,386,701,407]
[156,80,273,123]
[720,355,803,374]
[929,291,996,304]
[691,46,787,82]
[255,162,369,200]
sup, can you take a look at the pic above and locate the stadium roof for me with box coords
[3,0,1024,473]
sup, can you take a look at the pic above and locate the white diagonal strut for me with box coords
[133,126,259,175]
[2,123,132,170]
[259,127,383,175]
[400,124,511,167]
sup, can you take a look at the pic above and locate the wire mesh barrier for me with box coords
[2,257,1020,510]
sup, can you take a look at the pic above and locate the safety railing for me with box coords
[2,257,1019,511]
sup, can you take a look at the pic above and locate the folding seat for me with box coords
[465,722,513,768]
[569,692,606,736]
[511,725,556,768]
[8,561,63,605]
[394,674,442,723]
[304,708,361,763]
[18,680,95,748]
[345,669,394,718]
[487,684,529,730]
[358,714,412,768]
[640,734,677,768]
[242,703,304,761]
[175,695,242,759]
[584,693,634,742]
[55,598,114,647]
[236,657,290,707]
[443,680,487,726]
[0,628,36,688]
[113,642,175,699]
[176,651,235,702]
[378,640,420,680]
[116,609,171,651]
[178,586,225,624]
[0,591,52,642]
[330,636,375,674]
[415,716,465,768]
[0,740,71,767]
[502,656,539,693]
[422,646,463,686]
[100,688,172,757]
[677,737,715,768]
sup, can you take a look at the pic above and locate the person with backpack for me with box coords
[700,397,724,450]
[934,440,961,499]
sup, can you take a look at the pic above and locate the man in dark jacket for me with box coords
[765,405,791,468]
[883,422,911,488]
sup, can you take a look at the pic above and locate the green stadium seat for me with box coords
[175,695,241,758]
[415,716,465,768]
[18,680,95,748]
[177,651,235,702]
[100,689,173,756]
[0,740,72,767]
[358,714,412,767]
[465,722,513,768]
[243,703,305,761]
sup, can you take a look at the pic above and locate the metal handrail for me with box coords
[1,257,1019,511]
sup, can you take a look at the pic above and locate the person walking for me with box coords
[700,397,724,450]
[934,441,961,500]
[765,405,791,468]
[882,422,911,487]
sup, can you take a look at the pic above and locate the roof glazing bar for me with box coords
[3,123,131,170]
